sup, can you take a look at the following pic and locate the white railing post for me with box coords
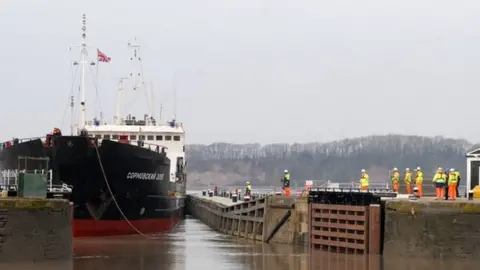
[49,169,53,190]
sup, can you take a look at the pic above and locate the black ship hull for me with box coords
[0,136,186,237]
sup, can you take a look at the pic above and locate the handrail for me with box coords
[0,135,170,153]
[108,139,169,150]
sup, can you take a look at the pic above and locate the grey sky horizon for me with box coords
[1,0,479,145]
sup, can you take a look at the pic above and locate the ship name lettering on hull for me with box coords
[126,172,164,180]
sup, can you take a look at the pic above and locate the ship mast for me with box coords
[71,14,95,134]
[127,39,152,116]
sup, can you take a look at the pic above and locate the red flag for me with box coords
[97,49,111,63]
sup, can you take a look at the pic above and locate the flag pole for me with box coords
[95,53,99,122]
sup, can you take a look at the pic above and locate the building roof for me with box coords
[466,148,480,158]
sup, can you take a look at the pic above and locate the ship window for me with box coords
[95,134,102,139]
[165,135,172,141]
[147,135,154,140]
[112,134,119,140]
[156,135,163,141]
[103,134,111,140]
[130,135,137,140]
[139,135,145,140]
[173,136,181,141]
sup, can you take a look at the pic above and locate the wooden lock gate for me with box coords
[308,189,385,254]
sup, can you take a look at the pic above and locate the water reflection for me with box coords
[309,252,380,270]
[2,217,479,270]
[74,236,176,270]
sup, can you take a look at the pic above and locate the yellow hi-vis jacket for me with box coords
[404,171,412,184]
[391,172,400,184]
[415,171,423,184]
[433,173,446,184]
[359,173,369,187]
[448,172,458,185]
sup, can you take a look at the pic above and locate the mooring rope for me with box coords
[91,139,153,239]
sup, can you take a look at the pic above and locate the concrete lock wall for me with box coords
[383,200,480,259]
[262,196,309,245]
[187,195,309,245]
[0,198,72,263]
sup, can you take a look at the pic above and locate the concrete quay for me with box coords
[383,197,480,259]
[0,197,72,263]
[188,192,480,258]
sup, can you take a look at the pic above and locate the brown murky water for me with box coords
[2,216,478,270]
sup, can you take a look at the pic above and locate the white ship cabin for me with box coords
[83,114,186,183]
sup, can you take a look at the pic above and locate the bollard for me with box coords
[202,190,207,196]
[252,194,256,200]
[468,190,474,200]
[412,187,419,199]
[208,190,213,197]
[232,194,238,203]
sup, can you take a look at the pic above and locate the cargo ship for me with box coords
[0,14,186,237]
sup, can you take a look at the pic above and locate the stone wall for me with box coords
[0,198,72,263]
[383,200,480,259]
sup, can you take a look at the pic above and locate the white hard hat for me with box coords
[284,169,288,173]
[246,181,250,184]
[406,168,410,171]
[449,168,455,172]
[438,167,443,171]
[361,169,366,173]
[393,167,398,171]
[416,166,421,171]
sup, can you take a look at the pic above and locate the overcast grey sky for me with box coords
[1,0,480,144]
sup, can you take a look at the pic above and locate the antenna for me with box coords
[172,74,177,120]
[173,82,177,120]
[70,14,95,134]
[114,77,128,125]
[69,96,74,135]
[127,38,143,91]
[159,104,163,122]
[150,81,155,123]
[127,38,152,116]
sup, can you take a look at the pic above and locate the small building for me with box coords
[466,148,480,191]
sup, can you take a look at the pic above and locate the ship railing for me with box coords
[0,169,19,190]
[0,135,99,148]
[102,139,169,153]
[0,135,171,154]
[0,136,47,149]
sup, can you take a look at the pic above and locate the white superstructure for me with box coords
[84,117,186,183]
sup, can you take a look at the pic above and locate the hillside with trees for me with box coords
[185,135,477,187]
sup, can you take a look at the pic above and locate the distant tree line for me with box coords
[186,135,478,186]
